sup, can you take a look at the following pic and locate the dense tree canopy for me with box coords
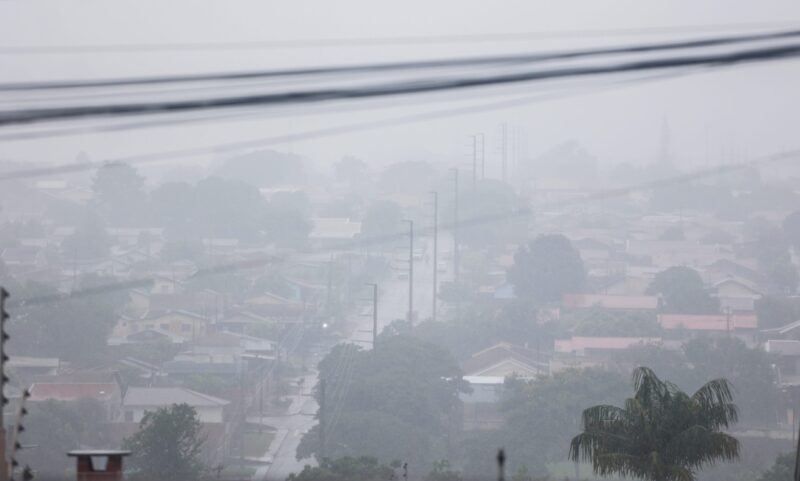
[297,334,466,476]
[570,367,740,481]
[647,266,719,314]
[91,163,149,225]
[288,456,396,481]
[507,234,586,304]
[215,149,306,187]
[9,278,124,366]
[123,403,205,481]
[450,179,530,250]
[499,369,629,475]
[61,213,112,260]
[784,210,800,252]
[624,338,778,426]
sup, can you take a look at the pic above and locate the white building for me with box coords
[121,387,230,424]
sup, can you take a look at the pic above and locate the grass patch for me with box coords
[243,430,275,458]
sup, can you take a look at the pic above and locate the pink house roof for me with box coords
[29,383,118,402]
[562,294,659,310]
[555,336,661,353]
[658,313,758,331]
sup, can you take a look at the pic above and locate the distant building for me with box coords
[121,387,230,423]
[561,294,659,312]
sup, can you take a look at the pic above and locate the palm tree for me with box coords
[569,366,740,481]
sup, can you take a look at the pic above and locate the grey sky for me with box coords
[1,0,799,181]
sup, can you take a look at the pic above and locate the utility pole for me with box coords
[501,122,508,183]
[430,191,438,322]
[365,283,378,348]
[403,220,414,324]
[0,288,8,481]
[450,169,460,286]
[470,135,478,193]
[478,133,486,179]
[319,379,326,461]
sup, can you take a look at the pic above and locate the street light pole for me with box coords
[450,169,459,287]
[365,283,378,349]
[403,220,414,324]
[430,191,438,322]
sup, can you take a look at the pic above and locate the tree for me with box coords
[425,460,462,481]
[753,226,798,294]
[91,162,148,225]
[296,335,466,473]
[263,191,312,247]
[378,161,435,194]
[151,182,199,241]
[19,399,110,477]
[784,210,800,252]
[570,367,740,481]
[216,149,306,187]
[507,234,585,304]
[647,266,719,314]
[755,296,800,330]
[61,213,112,260]
[361,200,403,240]
[757,453,793,481]
[450,179,530,250]
[623,338,778,427]
[659,226,685,241]
[123,403,205,481]
[500,369,629,475]
[194,176,266,241]
[334,156,368,186]
[288,456,395,481]
[10,279,123,366]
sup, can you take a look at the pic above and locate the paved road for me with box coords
[262,236,449,480]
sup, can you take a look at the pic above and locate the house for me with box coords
[28,371,124,421]
[112,310,211,340]
[163,331,275,380]
[713,278,762,312]
[704,259,769,293]
[7,356,59,383]
[244,292,305,320]
[554,336,662,358]
[309,217,361,248]
[765,340,800,386]
[216,310,273,333]
[461,376,504,431]
[461,343,547,378]
[561,294,659,312]
[657,313,758,333]
[1,246,46,270]
[626,240,729,268]
[121,387,230,423]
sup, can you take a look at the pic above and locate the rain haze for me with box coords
[0,1,800,481]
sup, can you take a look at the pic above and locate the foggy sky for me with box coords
[1,0,800,181]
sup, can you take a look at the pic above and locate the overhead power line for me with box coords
[0,21,797,55]
[0,70,693,177]
[1,27,798,92]
[1,40,798,127]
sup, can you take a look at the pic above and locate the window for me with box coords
[124,411,133,422]
[181,324,191,332]
[160,323,169,330]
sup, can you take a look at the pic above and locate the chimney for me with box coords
[67,450,131,481]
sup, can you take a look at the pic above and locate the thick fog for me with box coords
[1,2,800,481]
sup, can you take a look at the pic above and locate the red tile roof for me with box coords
[555,336,661,353]
[658,313,758,331]
[29,383,119,402]
[562,294,659,310]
